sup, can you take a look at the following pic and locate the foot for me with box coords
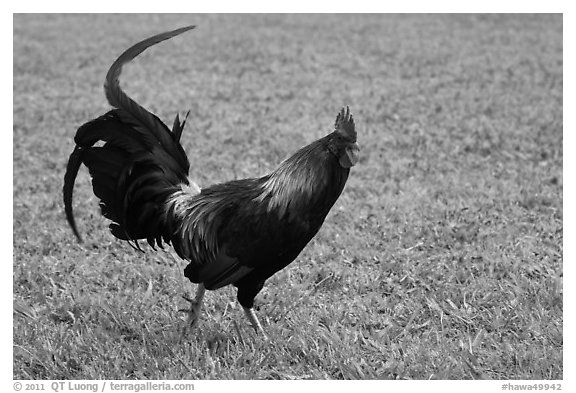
[179,294,203,329]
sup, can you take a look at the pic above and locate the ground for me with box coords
[13,14,562,379]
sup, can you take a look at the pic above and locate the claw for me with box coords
[182,294,193,303]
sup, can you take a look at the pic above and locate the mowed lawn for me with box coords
[13,14,562,379]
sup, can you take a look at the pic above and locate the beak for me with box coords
[339,142,360,168]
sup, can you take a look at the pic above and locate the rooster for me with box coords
[63,25,359,337]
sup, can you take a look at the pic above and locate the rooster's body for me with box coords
[63,26,359,336]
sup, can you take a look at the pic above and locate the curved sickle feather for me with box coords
[63,146,85,242]
[104,25,196,137]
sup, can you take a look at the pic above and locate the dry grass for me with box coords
[13,14,562,379]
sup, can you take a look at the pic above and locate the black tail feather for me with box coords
[172,110,190,142]
[64,26,196,248]
[104,26,195,166]
[63,146,85,242]
[65,110,190,244]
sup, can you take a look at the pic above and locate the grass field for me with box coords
[13,14,562,379]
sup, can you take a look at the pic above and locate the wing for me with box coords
[168,176,325,289]
[165,179,264,288]
[185,247,254,290]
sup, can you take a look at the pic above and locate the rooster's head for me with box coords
[328,106,360,168]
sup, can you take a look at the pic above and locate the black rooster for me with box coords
[63,26,359,337]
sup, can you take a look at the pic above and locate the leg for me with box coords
[243,306,268,339]
[179,283,205,330]
[236,279,268,338]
